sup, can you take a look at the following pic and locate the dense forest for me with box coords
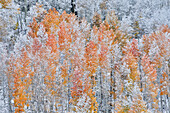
[0,0,169,113]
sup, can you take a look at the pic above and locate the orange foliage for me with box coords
[141,54,159,110]
[142,25,170,68]
[6,7,169,112]
[12,49,32,112]
[28,18,40,38]
[85,41,98,79]
[160,71,168,95]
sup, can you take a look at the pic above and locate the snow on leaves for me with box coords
[4,8,170,113]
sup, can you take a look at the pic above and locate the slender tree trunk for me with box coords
[71,0,77,15]
[99,69,103,112]
[24,0,27,23]
[160,94,163,112]
[67,74,70,112]
[7,86,12,113]
[109,60,115,113]
[166,94,169,113]
[6,69,13,113]
[109,69,113,113]
[113,72,116,113]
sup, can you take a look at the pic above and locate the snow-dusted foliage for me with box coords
[0,0,19,41]
[0,0,169,113]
